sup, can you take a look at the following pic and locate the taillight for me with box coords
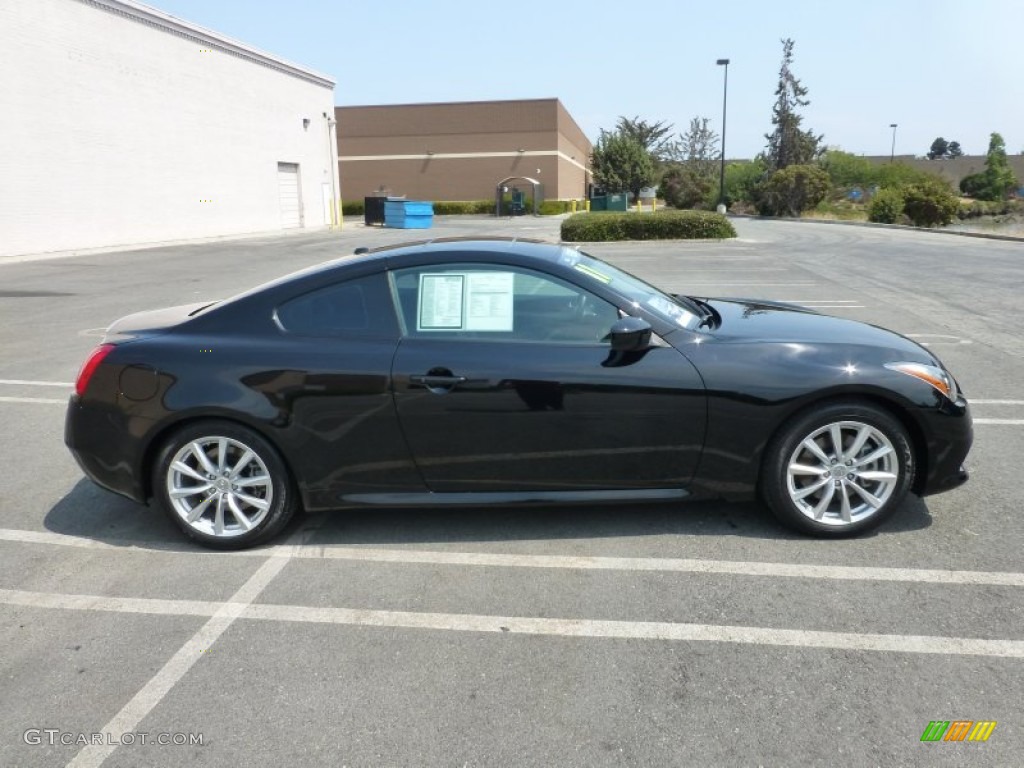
[75,344,115,397]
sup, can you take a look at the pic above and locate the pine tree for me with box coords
[764,39,822,170]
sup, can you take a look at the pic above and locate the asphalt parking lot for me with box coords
[1,216,1022,767]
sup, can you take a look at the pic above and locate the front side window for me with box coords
[390,264,619,344]
[275,272,397,338]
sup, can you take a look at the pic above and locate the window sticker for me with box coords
[418,274,464,329]
[416,272,515,332]
[465,272,514,331]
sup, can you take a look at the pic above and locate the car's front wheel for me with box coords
[154,421,297,549]
[761,402,914,536]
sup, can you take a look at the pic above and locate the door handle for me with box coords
[410,374,467,391]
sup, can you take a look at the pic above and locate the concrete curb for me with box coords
[727,213,1024,243]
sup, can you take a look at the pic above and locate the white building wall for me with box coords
[0,0,340,258]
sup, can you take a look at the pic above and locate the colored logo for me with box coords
[920,720,996,742]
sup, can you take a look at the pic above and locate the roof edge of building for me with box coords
[336,97,561,111]
[77,0,335,88]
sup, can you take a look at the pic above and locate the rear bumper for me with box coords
[64,397,148,503]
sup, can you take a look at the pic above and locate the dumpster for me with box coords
[384,199,433,229]
[364,196,387,226]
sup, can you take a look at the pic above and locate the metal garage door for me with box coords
[277,162,301,229]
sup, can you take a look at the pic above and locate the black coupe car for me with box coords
[65,238,972,549]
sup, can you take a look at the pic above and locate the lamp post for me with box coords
[889,123,898,163]
[716,58,730,213]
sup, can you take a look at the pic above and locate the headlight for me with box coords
[885,362,959,401]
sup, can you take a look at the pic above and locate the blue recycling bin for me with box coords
[384,200,434,229]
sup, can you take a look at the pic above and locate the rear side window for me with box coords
[275,272,398,338]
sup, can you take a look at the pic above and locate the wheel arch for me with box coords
[139,412,302,504]
[757,391,928,498]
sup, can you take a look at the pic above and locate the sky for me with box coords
[150,0,1023,159]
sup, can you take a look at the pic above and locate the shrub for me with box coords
[659,167,714,209]
[432,200,494,215]
[560,211,736,242]
[341,200,365,216]
[538,200,574,215]
[867,188,905,223]
[902,183,960,227]
[959,172,987,198]
[755,164,831,217]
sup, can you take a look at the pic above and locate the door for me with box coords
[389,263,706,492]
[277,162,302,229]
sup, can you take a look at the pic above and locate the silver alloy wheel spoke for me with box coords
[190,442,218,476]
[786,419,899,527]
[171,461,208,483]
[170,483,211,499]
[854,445,893,467]
[234,491,270,511]
[839,481,853,523]
[167,435,274,538]
[801,438,831,466]
[795,477,831,500]
[229,449,254,479]
[227,495,254,531]
[790,463,825,476]
[829,424,844,460]
[813,482,835,520]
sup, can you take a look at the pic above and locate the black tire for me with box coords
[761,401,914,537]
[153,420,298,550]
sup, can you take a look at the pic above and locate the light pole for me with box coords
[716,58,730,213]
[889,123,898,163]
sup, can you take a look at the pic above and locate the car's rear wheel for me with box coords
[761,402,914,536]
[154,421,297,549]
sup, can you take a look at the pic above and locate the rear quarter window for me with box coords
[275,272,398,338]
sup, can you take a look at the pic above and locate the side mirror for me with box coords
[608,316,652,351]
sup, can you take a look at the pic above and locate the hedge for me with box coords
[560,211,736,242]
[342,199,578,217]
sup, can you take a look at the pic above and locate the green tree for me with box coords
[764,38,823,170]
[818,149,877,187]
[756,164,830,217]
[659,167,714,209]
[927,137,948,160]
[615,116,675,164]
[673,117,720,179]
[591,130,654,200]
[947,141,963,158]
[978,132,1018,201]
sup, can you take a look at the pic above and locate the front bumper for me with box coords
[916,396,972,497]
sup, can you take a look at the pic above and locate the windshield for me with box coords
[556,248,698,329]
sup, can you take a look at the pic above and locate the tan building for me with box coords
[336,98,592,203]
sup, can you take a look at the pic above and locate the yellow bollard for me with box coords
[570,199,577,213]
[585,200,591,212]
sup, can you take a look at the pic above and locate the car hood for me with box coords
[104,301,214,341]
[703,297,935,362]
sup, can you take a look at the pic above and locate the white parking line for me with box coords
[974,419,1024,425]
[0,379,71,387]
[1,587,1021,659]
[65,529,312,768]
[2,528,1022,587]
[0,396,66,404]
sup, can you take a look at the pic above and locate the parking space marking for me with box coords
[65,529,313,768]
[1,587,1021,659]
[974,419,1024,425]
[0,396,66,404]
[3,528,1023,587]
[0,379,71,387]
